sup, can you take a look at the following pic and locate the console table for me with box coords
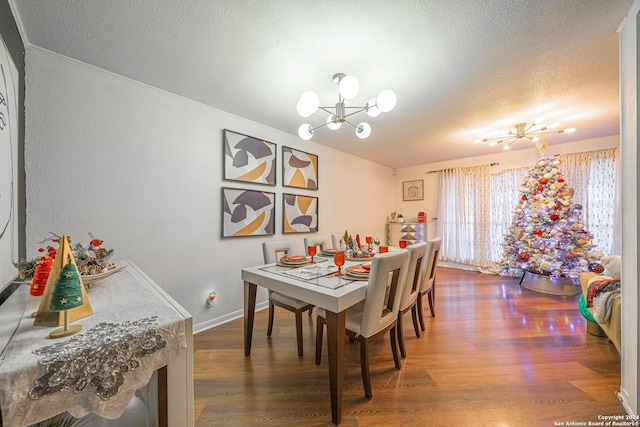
[0,260,194,427]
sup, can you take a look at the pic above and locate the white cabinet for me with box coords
[387,222,426,246]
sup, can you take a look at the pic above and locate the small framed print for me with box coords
[223,129,276,185]
[282,193,318,233]
[222,187,275,237]
[403,180,424,201]
[282,146,318,190]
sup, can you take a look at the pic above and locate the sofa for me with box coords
[580,272,621,351]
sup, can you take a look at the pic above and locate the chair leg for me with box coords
[295,311,304,358]
[411,304,421,338]
[267,300,275,337]
[390,325,400,369]
[359,338,372,399]
[427,288,435,317]
[315,316,324,365]
[397,312,406,358]
[417,293,426,332]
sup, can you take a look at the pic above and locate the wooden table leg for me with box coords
[244,281,257,356]
[325,309,346,425]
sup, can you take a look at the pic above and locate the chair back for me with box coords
[419,238,442,294]
[360,250,409,338]
[303,235,333,255]
[262,239,299,264]
[399,242,427,311]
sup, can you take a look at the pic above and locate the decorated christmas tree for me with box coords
[497,156,604,280]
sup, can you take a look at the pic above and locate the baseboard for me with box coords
[193,300,269,335]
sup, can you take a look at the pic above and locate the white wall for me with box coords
[23,48,393,332]
[392,135,620,241]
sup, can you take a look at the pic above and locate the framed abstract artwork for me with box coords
[283,193,318,233]
[282,146,318,190]
[223,129,276,185]
[222,188,275,238]
[403,179,424,201]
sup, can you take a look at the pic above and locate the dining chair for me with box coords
[331,234,341,250]
[315,250,409,399]
[262,239,314,358]
[396,241,427,358]
[303,235,333,255]
[417,237,442,331]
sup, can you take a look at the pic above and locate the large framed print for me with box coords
[223,129,276,185]
[282,146,318,190]
[222,188,275,238]
[283,193,318,233]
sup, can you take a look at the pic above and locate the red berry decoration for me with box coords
[519,252,530,261]
[558,178,564,182]
[522,195,527,201]
[539,178,548,184]
[589,263,605,274]
[549,214,560,221]
[537,185,543,192]
[553,205,560,210]
[533,229,543,235]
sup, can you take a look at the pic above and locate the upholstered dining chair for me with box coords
[315,250,409,399]
[417,237,442,331]
[396,241,427,358]
[303,235,333,255]
[262,239,314,358]
[331,234,341,250]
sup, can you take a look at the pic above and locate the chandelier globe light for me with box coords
[297,73,396,140]
[473,117,576,150]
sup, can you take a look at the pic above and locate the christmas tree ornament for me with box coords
[34,235,93,327]
[29,256,53,297]
[48,257,84,339]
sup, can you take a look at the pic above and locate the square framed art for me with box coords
[223,129,276,185]
[282,193,318,233]
[222,187,275,237]
[403,179,424,201]
[282,146,318,190]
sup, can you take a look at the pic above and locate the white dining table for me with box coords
[242,257,370,425]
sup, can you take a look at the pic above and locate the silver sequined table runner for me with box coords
[0,260,188,426]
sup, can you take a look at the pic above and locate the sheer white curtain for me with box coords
[437,148,619,270]
[489,166,529,262]
[558,148,620,255]
[436,164,491,267]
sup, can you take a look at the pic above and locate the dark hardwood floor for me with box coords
[193,267,624,426]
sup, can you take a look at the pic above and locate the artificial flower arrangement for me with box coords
[19,232,116,278]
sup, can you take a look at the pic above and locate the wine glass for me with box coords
[334,251,345,276]
[365,236,372,252]
[308,245,317,264]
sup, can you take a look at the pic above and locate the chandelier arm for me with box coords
[342,119,358,129]
[308,121,332,132]
[342,107,369,120]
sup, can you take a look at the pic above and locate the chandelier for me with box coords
[296,73,396,140]
[473,118,576,150]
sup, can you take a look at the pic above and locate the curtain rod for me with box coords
[425,162,499,174]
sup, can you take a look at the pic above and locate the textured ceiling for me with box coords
[11,0,633,168]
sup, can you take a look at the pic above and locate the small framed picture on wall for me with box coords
[403,180,424,201]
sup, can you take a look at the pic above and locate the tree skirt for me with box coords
[520,271,579,296]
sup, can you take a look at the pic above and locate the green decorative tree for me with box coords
[50,262,84,311]
[497,156,604,279]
